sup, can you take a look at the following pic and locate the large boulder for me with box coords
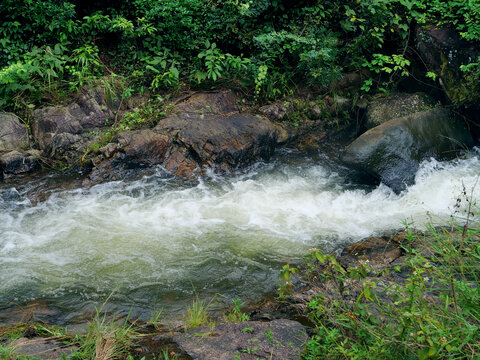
[0,113,28,151]
[155,91,285,173]
[32,88,114,157]
[365,93,436,129]
[342,107,473,192]
[84,91,287,184]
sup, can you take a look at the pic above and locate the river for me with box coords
[1,148,479,324]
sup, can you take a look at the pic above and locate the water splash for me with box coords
[0,148,479,323]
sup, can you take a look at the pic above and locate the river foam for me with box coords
[0,148,479,323]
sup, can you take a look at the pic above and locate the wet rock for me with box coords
[173,319,308,360]
[1,150,40,176]
[416,26,480,104]
[164,150,197,178]
[338,236,403,269]
[156,91,284,172]
[342,107,473,192]
[118,130,171,167]
[85,130,171,184]
[8,337,76,360]
[0,113,28,151]
[1,187,21,202]
[365,92,436,129]
[32,88,114,155]
[259,101,293,121]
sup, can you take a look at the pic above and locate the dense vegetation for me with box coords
[1,0,479,115]
[280,197,480,360]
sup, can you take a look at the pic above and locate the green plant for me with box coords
[160,347,179,360]
[71,307,138,360]
[278,264,298,298]
[183,295,215,330]
[224,298,250,323]
[0,343,15,359]
[297,199,480,359]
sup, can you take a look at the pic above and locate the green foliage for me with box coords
[183,295,215,330]
[71,307,138,360]
[296,205,480,359]
[223,298,250,323]
[0,0,479,110]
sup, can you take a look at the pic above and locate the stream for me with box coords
[1,148,479,325]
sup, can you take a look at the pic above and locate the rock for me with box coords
[32,88,114,154]
[365,93,436,129]
[338,236,403,269]
[173,319,308,360]
[174,91,239,115]
[156,112,281,170]
[1,187,21,202]
[416,26,480,104]
[117,130,171,168]
[329,72,364,92]
[85,130,171,184]
[342,107,474,192]
[8,337,76,360]
[1,150,40,176]
[155,91,284,172]
[99,142,119,159]
[259,101,293,121]
[0,113,28,151]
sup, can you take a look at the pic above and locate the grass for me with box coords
[294,201,480,359]
[70,307,138,360]
[183,295,215,330]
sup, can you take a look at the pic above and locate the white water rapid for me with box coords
[1,148,479,323]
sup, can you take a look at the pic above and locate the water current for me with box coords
[1,148,479,324]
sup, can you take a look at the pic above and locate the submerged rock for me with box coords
[342,107,473,192]
[173,319,308,360]
[0,113,28,151]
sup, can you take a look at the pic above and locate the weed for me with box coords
[71,307,138,360]
[183,295,216,330]
[296,198,480,359]
[223,298,250,323]
[241,327,254,334]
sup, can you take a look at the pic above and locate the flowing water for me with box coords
[1,148,479,324]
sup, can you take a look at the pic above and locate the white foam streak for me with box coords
[0,150,479,317]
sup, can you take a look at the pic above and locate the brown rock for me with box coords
[173,319,308,360]
[118,129,171,167]
[8,337,76,360]
[0,113,28,151]
[339,236,402,269]
[1,150,40,176]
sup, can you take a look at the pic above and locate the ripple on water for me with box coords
[0,148,479,323]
